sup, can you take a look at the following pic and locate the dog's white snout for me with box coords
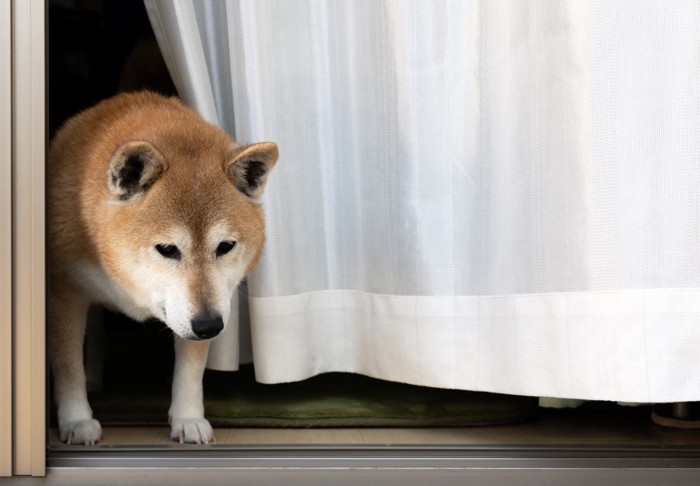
[190,314,224,340]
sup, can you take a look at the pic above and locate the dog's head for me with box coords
[103,134,278,341]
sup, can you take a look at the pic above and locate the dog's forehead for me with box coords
[142,171,253,243]
[163,164,239,215]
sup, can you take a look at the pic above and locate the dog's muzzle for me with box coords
[190,314,224,340]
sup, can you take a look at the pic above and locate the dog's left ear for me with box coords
[225,142,278,199]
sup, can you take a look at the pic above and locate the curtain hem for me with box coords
[247,288,700,402]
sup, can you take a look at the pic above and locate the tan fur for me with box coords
[48,92,278,445]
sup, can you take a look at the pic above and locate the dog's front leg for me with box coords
[49,289,102,445]
[169,337,214,444]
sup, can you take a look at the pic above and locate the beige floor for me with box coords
[49,409,700,447]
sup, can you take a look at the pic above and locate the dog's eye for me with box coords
[216,240,236,257]
[155,244,181,260]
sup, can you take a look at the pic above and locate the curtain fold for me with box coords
[146,0,700,402]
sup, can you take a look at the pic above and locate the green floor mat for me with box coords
[53,313,538,428]
[86,366,539,427]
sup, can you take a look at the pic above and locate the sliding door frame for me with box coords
[1,0,47,478]
[0,0,14,475]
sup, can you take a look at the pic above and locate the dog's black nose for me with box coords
[191,314,224,340]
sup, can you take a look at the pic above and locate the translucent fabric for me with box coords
[146,0,700,401]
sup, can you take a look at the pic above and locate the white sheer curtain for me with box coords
[145,0,700,402]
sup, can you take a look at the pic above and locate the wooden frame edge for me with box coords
[0,0,14,476]
[11,0,46,477]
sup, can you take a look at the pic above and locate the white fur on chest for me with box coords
[72,261,153,322]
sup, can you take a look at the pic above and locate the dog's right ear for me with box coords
[107,141,167,201]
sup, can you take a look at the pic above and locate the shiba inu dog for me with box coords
[48,91,278,444]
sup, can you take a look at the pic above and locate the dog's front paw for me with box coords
[60,419,102,445]
[170,417,214,444]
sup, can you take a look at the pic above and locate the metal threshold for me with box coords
[35,443,700,485]
[48,443,700,469]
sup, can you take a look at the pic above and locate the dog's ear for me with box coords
[108,141,167,201]
[225,142,278,199]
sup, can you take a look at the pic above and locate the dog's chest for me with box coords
[72,261,152,321]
